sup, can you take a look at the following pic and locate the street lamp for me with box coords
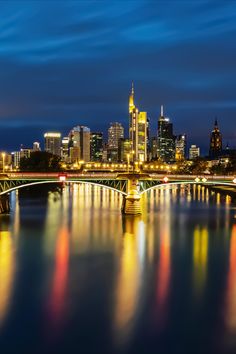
[2,152,5,173]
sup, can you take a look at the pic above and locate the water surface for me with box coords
[0,184,236,354]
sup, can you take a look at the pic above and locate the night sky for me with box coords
[1,1,236,153]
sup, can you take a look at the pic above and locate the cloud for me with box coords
[0,0,236,152]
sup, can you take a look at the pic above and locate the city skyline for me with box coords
[0,94,228,155]
[0,1,236,151]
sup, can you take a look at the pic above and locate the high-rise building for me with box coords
[108,122,124,149]
[61,137,69,162]
[69,146,80,164]
[157,106,175,162]
[129,84,147,162]
[150,137,158,160]
[102,143,108,162]
[69,126,90,162]
[189,145,200,159]
[90,132,103,161]
[175,134,187,161]
[33,142,41,151]
[44,132,61,156]
[146,117,151,161]
[108,122,124,162]
[11,152,21,169]
[209,119,222,158]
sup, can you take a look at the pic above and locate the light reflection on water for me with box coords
[0,184,236,354]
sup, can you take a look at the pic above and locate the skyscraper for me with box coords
[209,119,222,158]
[90,132,103,161]
[175,134,187,161]
[44,132,61,156]
[108,122,124,149]
[157,106,175,162]
[108,122,124,162]
[150,137,158,160]
[129,84,147,162]
[69,126,90,162]
[61,137,69,162]
[189,144,200,159]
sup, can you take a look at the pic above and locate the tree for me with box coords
[20,151,62,172]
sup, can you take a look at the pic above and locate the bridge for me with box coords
[0,172,236,214]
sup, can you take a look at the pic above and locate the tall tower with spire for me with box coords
[129,82,135,114]
[157,105,175,162]
[209,118,222,158]
[128,83,147,162]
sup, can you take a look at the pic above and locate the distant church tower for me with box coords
[209,119,222,158]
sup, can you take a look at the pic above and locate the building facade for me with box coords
[44,132,61,156]
[175,134,187,161]
[69,126,90,162]
[189,144,200,159]
[129,84,147,162]
[90,132,103,161]
[61,137,69,162]
[108,122,124,162]
[157,106,175,162]
[150,137,158,160]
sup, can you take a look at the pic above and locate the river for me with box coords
[0,183,236,354]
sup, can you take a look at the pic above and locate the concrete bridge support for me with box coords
[0,194,10,214]
[122,177,141,215]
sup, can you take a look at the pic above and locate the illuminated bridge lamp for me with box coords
[202,177,207,183]
[163,176,169,183]
[59,174,67,182]
[195,177,200,183]
[233,178,236,184]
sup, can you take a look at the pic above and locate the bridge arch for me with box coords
[139,180,236,195]
[0,180,127,196]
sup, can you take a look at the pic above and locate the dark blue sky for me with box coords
[1,0,236,152]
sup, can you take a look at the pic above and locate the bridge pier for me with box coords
[122,177,142,215]
[0,194,10,214]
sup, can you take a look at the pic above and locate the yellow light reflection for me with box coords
[193,226,208,299]
[225,225,236,331]
[48,226,69,326]
[154,210,171,330]
[113,216,143,344]
[0,231,15,327]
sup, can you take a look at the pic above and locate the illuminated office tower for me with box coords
[61,137,69,161]
[189,144,200,159]
[69,126,90,162]
[44,132,61,156]
[209,119,222,158]
[175,134,187,161]
[108,122,124,162]
[108,122,124,149]
[129,84,147,162]
[137,112,147,162]
[146,117,151,161]
[90,132,103,161]
[157,106,175,162]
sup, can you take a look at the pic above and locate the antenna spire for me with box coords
[161,105,164,117]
